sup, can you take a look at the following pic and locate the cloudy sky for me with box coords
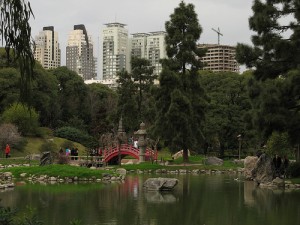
[29,0,254,74]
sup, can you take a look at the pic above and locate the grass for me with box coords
[9,137,87,158]
[1,164,113,179]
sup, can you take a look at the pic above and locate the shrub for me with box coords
[265,132,292,156]
[54,126,98,148]
[286,162,300,178]
[1,103,40,136]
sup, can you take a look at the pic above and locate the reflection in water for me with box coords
[144,191,177,203]
[0,175,299,225]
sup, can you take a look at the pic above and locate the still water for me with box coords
[1,174,300,225]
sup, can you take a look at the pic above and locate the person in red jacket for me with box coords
[5,144,10,158]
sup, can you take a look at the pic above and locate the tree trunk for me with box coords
[183,148,189,163]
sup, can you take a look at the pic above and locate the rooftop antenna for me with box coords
[212,27,223,45]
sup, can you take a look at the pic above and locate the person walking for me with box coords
[5,144,10,158]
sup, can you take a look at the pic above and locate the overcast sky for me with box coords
[29,0,254,74]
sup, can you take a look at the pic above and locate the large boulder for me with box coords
[172,150,190,160]
[251,153,275,185]
[205,157,223,166]
[244,156,258,180]
[143,177,178,191]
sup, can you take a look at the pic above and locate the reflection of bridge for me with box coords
[102,144,157,163]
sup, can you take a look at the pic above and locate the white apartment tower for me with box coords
[146,31,167,75]
[34,26,61,69]
[131,31,167,76]
[102,23,130,80]
[66,24,96,80]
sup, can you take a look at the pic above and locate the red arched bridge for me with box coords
[101,144,157,163]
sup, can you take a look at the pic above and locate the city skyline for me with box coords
[29,0,253,76]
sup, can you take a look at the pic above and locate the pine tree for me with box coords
[155,1,207,162]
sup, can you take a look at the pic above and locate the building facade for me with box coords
[102,23,130,81]
[34,26,61,69]
[198,44,240,73]
[131,31,167,76]
[66,24,96,80]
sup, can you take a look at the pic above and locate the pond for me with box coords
[0,174,300,225]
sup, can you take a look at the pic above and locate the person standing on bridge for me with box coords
[5,144,10,158]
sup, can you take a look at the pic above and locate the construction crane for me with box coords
[212,27,223,45]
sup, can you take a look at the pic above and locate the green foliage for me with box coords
[51,67,90,126]
[0,0,35,104]
[266,132,291,156]
[286,162,300,178]
[87,83,118,135]
[38,141,58,153]
[200,71,253,155]
[164,0,205,73]
[2,164,113,179]
[0,204,16,225]
[30,66,60,128]
[60,140,75,150]
[69,219,82,225]
[15,206,43,225]
[117,69,139,132]
[236,0,300,80]
[155,2,207,162]
[54,126,97,148]
[1,103,40,136]
[0,67,20,114]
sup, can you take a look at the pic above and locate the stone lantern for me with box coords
[135,122,147,162]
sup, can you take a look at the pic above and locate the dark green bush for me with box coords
[286,162,300,178]
[54,126,98,148]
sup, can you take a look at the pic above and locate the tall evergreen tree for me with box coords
[236,0,300,80]
[155,1,207,162]
[236,0,300,158]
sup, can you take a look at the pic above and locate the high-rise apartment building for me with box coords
[131,31,167,76]
[66,24,96,80]
[146,31,167,76]
[198,44,240,73]
[34,26,61,69]
[102,23,130,81]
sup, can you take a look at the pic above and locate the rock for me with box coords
[272,177,285,188]
[205,157,223,166]
[116,168,127,175]
[251,154,275,185]
[20,173,27,178]
[244,156,258,180]
[143,177,178,191]
[172,150,191,160]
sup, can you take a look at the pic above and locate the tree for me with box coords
[0,123,21,153]
[87,83,118,136]
[31,64,60,128]
[155,1,207,162]
[51,67,90,127]
[164,1,206,73]
[200,71,254,156]
[236,0,300,80]
[116,69,139,132]
[131,57,156,119]
[1,102,39,136]
[0,0,35,104]
[236,0,300,158]
[0,67,20,114]
[265,131,291,157]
